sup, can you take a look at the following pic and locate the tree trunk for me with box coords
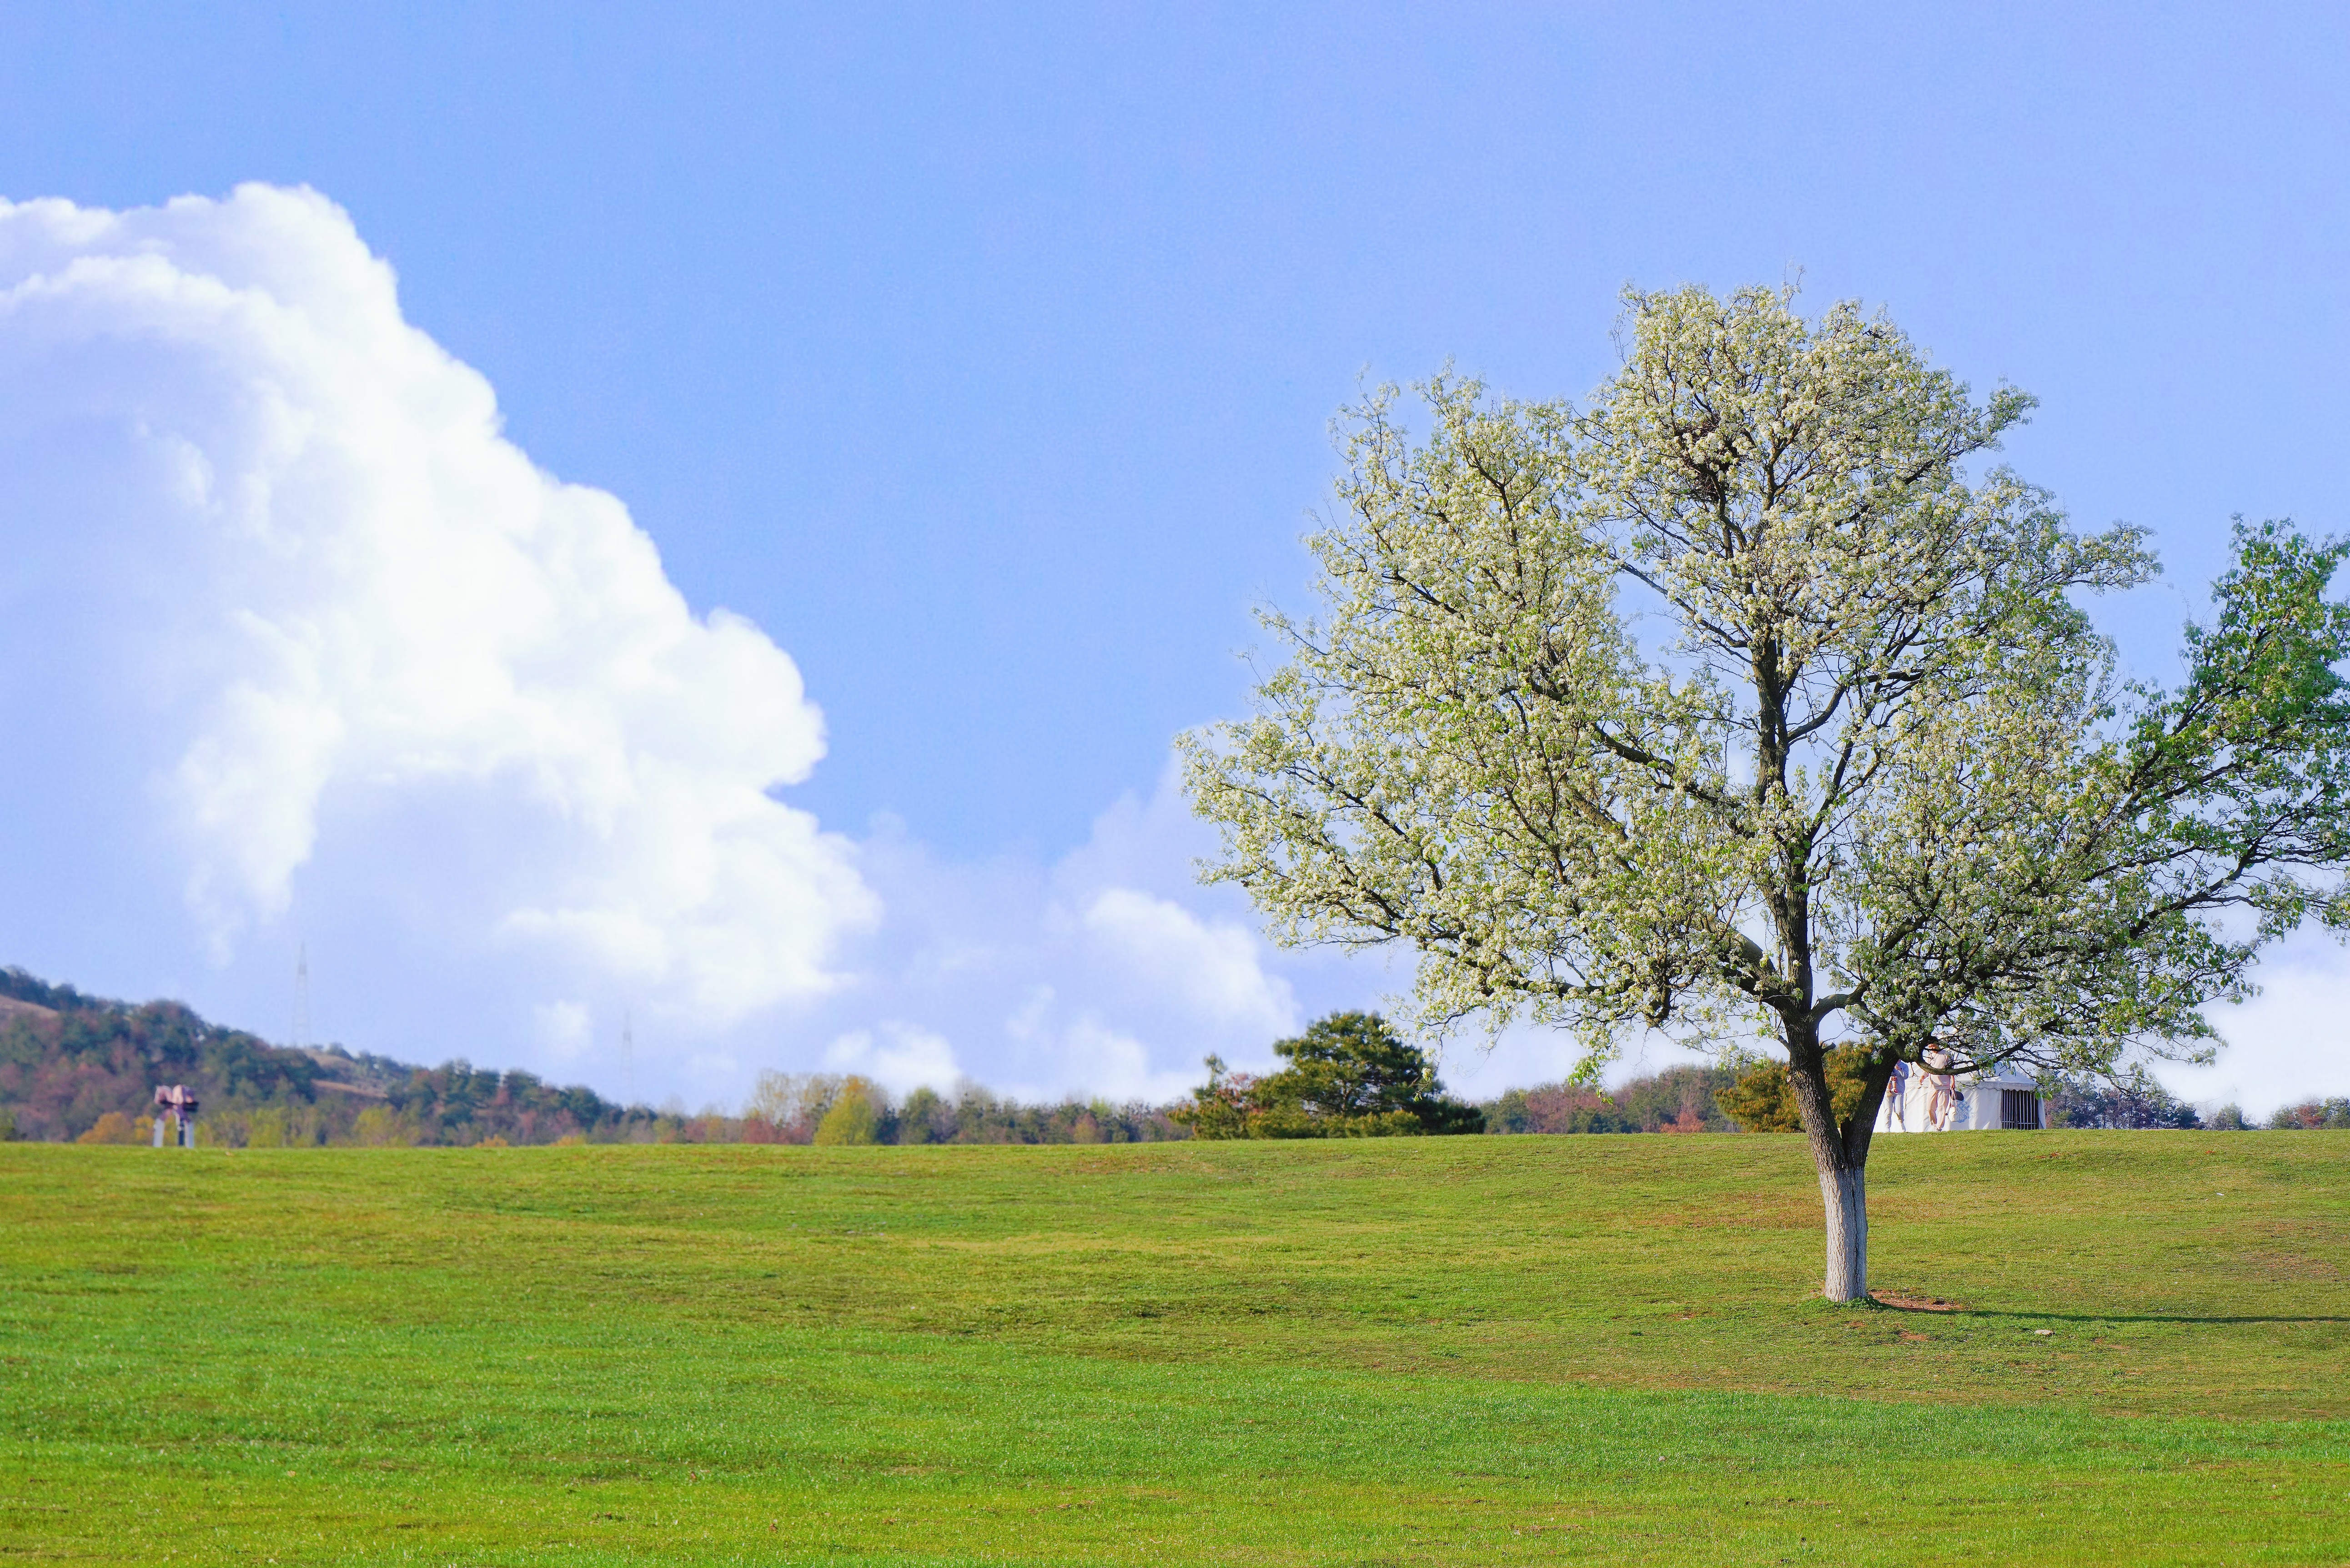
[1786,1039,1897,1302]
[1819,1163,1867,1302]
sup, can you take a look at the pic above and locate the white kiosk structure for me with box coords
[1875,1052,2046,1134]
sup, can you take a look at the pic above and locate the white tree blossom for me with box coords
[1183,286,2350,1300]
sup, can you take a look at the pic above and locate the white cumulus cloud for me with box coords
[0,185,875,1024]
[532,1000,594,1063]
[1080,886,1298,1039]
[823,1022,964,1097]
[2167,931,2350,1116]
[808,769,1317,1104]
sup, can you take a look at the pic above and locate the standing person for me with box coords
[1886,1057,1913,1130]
[1921,1045,1958,1131]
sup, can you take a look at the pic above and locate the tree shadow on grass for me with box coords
[1968,1310,2350,1326]
[1868,1293,2349,1326]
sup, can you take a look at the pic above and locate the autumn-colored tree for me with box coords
[1169,1057,1258,1139]
[74,1110,143,1145]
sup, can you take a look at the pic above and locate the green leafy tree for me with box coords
[895,1086,953,1144]
[1182,285,2350,1299]
[349,1106,416,1147]
[1716,1049,1870,1134]
[812,1078,884,1146]
[1176,1012,1483,1138]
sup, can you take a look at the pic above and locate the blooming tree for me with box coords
[1181,286,2350,1300]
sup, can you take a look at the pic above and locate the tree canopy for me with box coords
[1174,1012,1484,1138]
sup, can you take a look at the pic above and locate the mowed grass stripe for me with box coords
[2,1133,2345,1563]
[9,1327,2344,1565]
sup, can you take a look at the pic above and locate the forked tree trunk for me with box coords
[1786,1039,1897,1303]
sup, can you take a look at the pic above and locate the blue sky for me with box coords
[1,3,2345,1112]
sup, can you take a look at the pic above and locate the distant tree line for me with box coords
[3,968,2339,1146]
[2255,1097,2350,1131]
[2023,1075,2346,1132]
[2044,1071,2204,1130]
[737,1070,1188,1145]
[1484,1065,1744,1134]
[1475,1056,2349,1136]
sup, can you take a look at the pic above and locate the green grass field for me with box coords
[3,1132,2345,1565]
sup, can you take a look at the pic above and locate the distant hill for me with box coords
[0,966,650,1146]
[0,960,1752,1148]
[0,965,1193,1149]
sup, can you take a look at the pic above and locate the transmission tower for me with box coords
[292,943,311,1053]
[621,1009,635,1107]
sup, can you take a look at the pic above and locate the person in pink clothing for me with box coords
[1920,1045,1958,1131]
